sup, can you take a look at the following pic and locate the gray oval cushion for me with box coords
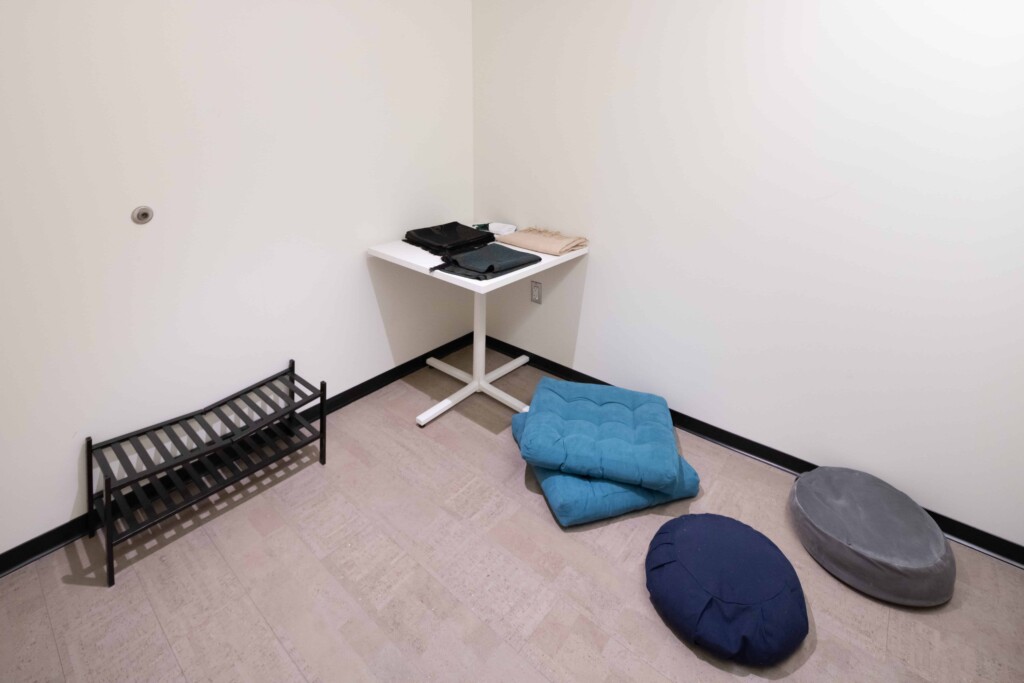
[789,467,955,607]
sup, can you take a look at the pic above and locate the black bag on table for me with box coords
[438,243,541,280]
[405,222,494,256]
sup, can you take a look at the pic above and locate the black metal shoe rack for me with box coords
[86,361,326,586]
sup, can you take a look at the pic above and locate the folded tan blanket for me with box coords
[496,227,588,256]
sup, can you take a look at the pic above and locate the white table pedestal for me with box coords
[417,292,529,426]
[367,238,586,426]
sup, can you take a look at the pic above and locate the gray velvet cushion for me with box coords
[789,467,955,607]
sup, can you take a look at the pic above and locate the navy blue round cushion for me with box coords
[645,514,808,666]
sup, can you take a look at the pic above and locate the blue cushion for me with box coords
[646,514,808,666]
[513,412,700,526]
[516,378,680,492]
[534,458,700,527]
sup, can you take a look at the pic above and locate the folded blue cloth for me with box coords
[513,410,700,527]
[515,377,681,492]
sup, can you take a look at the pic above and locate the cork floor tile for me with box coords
[131,526,302,683]
[886,580,1024,682]
[206,502,414,683]
[35,540,184,683]
[790,555,891,660]
[0,565,64,683]
[3,349,1024,682]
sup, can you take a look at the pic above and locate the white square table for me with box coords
[368,239,588,426]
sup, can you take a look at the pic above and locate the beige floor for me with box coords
[2,348,1023,683]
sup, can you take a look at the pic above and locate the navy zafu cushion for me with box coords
[646,514,808,666]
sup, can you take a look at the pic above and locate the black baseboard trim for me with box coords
[0,515,88,579]
[486,336,1024,567]
[487,336,611,387]
[924,510,1024,567]
[670,413,817,475]
[298,332,473,422]
[0,333,476,580]
[5,331,1021,575]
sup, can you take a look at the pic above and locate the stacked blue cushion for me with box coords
[511,378,700,526]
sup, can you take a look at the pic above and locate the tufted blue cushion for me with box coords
[646,514,808,666]
[516,378,680,492]
[513,413,700,526]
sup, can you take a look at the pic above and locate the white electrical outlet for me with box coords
[531,280,542,304]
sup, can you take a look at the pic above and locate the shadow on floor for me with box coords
[402,346,548,436]
[668,599,818,679]
[63,448,320,587]
[527,452,820,678]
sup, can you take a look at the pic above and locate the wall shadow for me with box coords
[366,255,473,365]
[487,255,590,367]
[60,448,319,587]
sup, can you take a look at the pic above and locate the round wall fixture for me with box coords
[131,206,154,224]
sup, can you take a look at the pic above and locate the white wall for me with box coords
[475,1,1024,545]
[0,0,473,554]
[2,0,1021,556]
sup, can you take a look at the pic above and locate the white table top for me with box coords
[368,239,588,294]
